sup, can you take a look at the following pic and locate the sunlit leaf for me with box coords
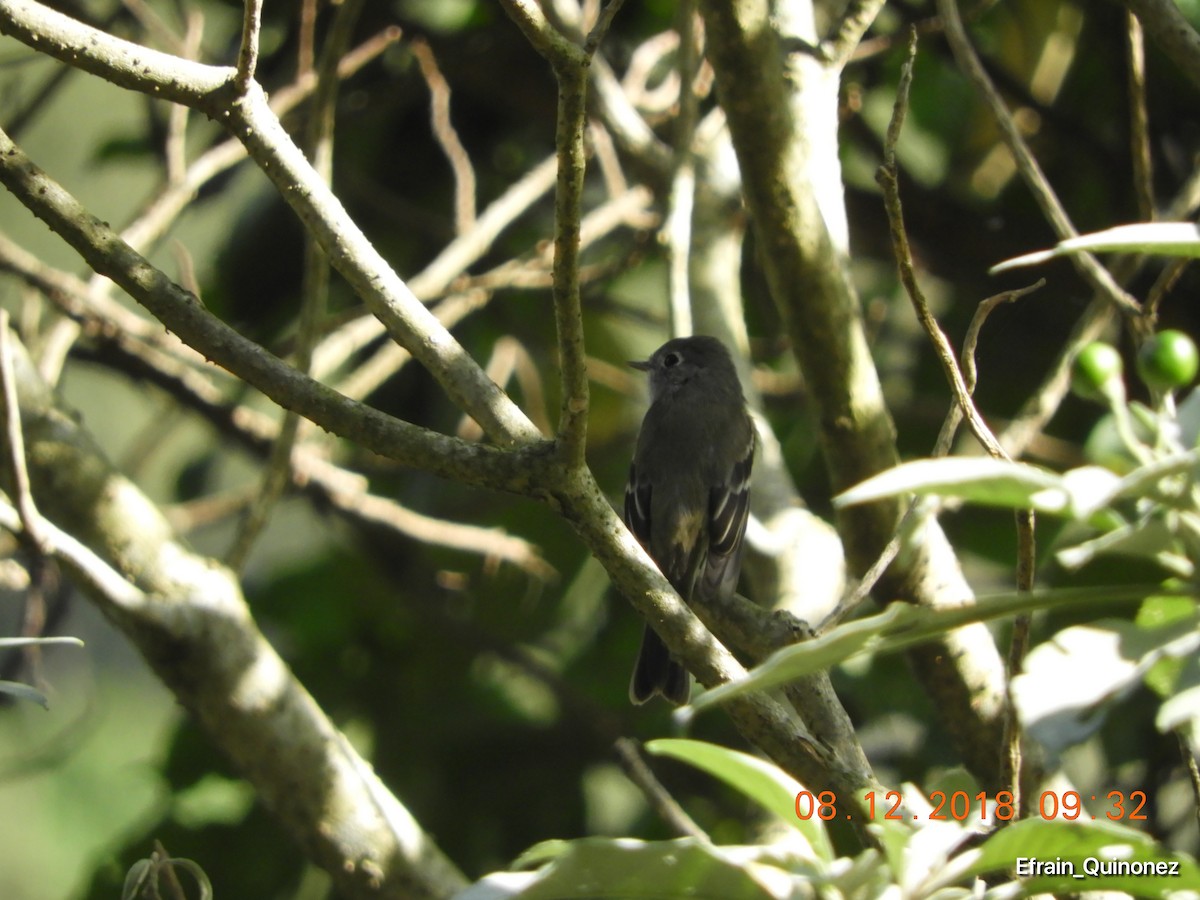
[1055,517,1190,575]
[833,457,1066,512]
[688,585,1179,714]
[1014,614,1200,754]
[991,222,1200,273]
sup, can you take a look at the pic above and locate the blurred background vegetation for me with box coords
[2,0,1199,896]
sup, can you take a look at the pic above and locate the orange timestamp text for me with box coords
[794,789,1149,823]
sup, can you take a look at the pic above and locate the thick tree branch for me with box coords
[0,0,230,99]
[0,330,467,900]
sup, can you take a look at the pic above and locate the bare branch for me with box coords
[498,0,592,464]
[235,0,263,92]
[0,0,540,447]
[664,0,700,337]
[613,739,709,840]
[0,0,231,100]
[0,312,46,550]
[412,38,477,233]
[1122,0,1200,95]
[1126,10,1155,222]
[226,0,364,572]
[0,125,541,494]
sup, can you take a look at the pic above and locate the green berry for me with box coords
[1072,342,1124,402]
[1137,330,1199,392]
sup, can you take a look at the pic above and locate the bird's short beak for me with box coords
[628,358,652,371]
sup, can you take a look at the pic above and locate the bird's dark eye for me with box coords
[663,352,682,368]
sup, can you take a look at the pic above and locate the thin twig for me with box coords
[1122,0,1200,96]
[458,336,554,440]
[613,738,709,840]
[588,121,627,197]
[0,310,47,551]
[235,0,264,92]
[498,0,599,465]
[938,280,1045,455]
[961,283,1044,394]
[165,12,203,186]
[1126,10,1155,223]
[1145,257,1190,324]
[878,30,1038,807]
[312,153,558,381]
[297,0,318,78]
[876,29,1005,460]
[590,53,673,172]
[412,38,477,234]
[664,0,699,338]
[1177,729,1200,834]
[498,0,582,64]
[584,0,629,56]
[229,0,360,572]
[0,500,146,612]
[120,0,185,54]
[1002,508,1035,814]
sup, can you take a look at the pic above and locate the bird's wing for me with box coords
[625,461,707,597]
[700,431,755,601]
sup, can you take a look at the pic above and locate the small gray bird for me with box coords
[624,335,756,704]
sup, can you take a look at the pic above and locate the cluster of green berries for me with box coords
[1071,330,1199,402]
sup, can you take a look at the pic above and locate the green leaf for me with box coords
[968,818,1200,897]
[1054,516,1191,575]
[688,604,908,712]
[644,738,833,862]
[833,457,1070,513]
[1104,449,1200,507]
[457,837,814,900]
[991,222,1200,273]
[689,585,1185,714]
[835,450,1200,523]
